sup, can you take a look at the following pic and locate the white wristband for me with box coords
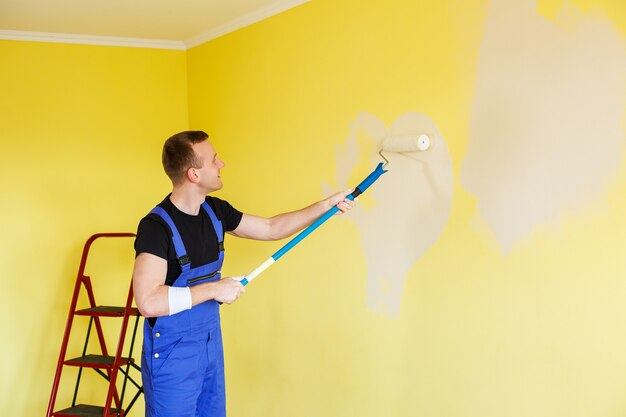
[168,286,192,315]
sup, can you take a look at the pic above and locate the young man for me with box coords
[133,131,355,417]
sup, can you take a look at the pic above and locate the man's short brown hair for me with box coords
[162,131,208,184]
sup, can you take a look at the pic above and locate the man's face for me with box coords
[192,140,225,192]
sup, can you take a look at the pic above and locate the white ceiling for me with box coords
[0,0,309,49]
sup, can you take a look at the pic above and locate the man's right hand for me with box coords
[210,277,245,304]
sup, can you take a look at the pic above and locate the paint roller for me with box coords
[239,132,432,287]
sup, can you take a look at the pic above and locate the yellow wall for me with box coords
[188,0,626,416]
[2,0,625,416]
[0,40,187,415]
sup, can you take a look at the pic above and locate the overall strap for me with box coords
[149,207,191,272]
[201,201,224,252]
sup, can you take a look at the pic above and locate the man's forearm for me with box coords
[266,200,329,240]
[230,189,354,241]
[137,279,244,318]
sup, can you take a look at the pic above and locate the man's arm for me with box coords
[132,252,245,318]
[229,189,355,241]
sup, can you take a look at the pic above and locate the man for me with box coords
[133,131,355,417]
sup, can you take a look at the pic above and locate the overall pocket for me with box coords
[186,270,220,286]
[150,333,206,388]
[149,332,185,377]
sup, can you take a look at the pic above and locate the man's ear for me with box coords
[186,167,200,183]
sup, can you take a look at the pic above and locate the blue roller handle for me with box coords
[240,162,387,286]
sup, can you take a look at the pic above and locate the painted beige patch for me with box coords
[327,112,453,317]
[461,0,626,253]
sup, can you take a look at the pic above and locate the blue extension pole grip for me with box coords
[353,162,388,196]
[271,162,387,262]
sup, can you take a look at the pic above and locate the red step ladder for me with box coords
[46,233,143,417]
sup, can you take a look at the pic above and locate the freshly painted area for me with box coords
[329,112,453,317]
[461,0,626,253]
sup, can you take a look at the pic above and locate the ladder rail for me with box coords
[83,275,123,411]
[71,316,94,407]
[103,280,137,417]
[119,312,141,413]
[83,276,112,358]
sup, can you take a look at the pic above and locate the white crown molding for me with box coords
[0,0,309,51]
[185,0,310,49]
[0,30,186,50]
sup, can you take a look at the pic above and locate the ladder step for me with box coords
[75,306,139,317]
[65,354,134,369]
[53,404,120,417]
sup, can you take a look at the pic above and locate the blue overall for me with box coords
[142,202,226,417]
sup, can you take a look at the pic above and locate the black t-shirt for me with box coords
[134,195,243,286]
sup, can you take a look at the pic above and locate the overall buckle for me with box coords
[178,255,190,268]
